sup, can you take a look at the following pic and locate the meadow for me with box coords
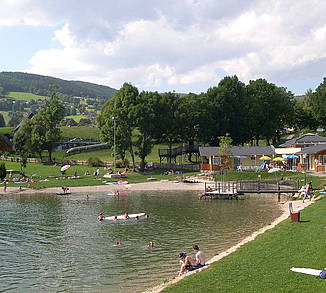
[1,160,197,188]
[5,91,48,101]
[163,198,326,293]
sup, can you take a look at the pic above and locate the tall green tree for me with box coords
[13,118,33,170]
[30,84,64,161]
[0,113,5,127]
[156,92,181,162]
[98,83,139,169]
[312,77,326,128]
[134,91,161,170]
[246,79,295,145]
[205,75,249,145]
[294,89,319,131]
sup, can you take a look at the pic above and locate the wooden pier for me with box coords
[200,180,300,201]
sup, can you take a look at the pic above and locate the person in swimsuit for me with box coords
[178,252,197,276]
[193,244,206,269]
[97,213,105,221]
[147,241,154,247]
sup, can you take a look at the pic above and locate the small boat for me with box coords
[56,192,71,195]
[103,213,145,221]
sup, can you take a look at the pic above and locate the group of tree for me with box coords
[295,78,326,131]
[98,76,326,170]
[0,71,116,98]
[13,85,64,169]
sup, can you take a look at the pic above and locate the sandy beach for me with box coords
[0,180,206,195]
[142,198,317,293]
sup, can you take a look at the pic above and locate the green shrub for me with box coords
[87,157,103,167]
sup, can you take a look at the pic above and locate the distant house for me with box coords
[279,133,326,172]
[199,146,275,171]
[280,133,326,148]
[0,135,12,152]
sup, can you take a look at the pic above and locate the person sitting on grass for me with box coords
[178,252,197,276]
[193,244,206,268]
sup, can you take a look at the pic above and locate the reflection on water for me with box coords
[0,191,282,292]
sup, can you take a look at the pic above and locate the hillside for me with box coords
[0,72,116,99]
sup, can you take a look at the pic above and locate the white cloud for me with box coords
[1,0,325,93]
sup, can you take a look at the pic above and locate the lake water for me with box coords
[0,191,283,293]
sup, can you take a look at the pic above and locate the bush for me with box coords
[87,157,103,167]
[0,162,6,180]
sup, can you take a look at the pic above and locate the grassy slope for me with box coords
[1,161,197,188]
[60,126,100,140]
[0,111,10,125]
[0,127,13,136]
[5,91,48,101]
[163,199,326,293]
[65,115,88,123]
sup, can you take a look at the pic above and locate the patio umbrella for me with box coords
[60,165,71,172]
[259,155,271,160]
[287,155,299,159]
[273,157,285,162]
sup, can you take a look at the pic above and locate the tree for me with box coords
[312,77,326,128]
[98,83,139,169]
[205,76,250,145]
[0,113,5,127]
[13,118,33,170]
[154,92,181,163]
[246,79,295,145]
[294,89,319,131]
[218,135,233,180]
[134,91,161,171]
[30,84,64,161]
[0,162,6,180]
[177,93,209,161]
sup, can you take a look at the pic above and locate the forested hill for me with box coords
[0,72,117,99]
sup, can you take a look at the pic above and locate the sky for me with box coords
[0,0,326,95]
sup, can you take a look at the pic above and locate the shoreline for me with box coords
[0,180,206,195]
[142,198,317,293]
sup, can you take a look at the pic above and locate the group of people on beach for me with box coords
[178,245,206,276]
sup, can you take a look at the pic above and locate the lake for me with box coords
[0,191,283,293]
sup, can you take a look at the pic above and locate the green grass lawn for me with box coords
[65,115,88,123]
[5,91,48,101]
[163,198,326,293]
[60,126,100,140]
[1,160,198,189]
[0,111,10,125]
[0,126,13,136]
[214,170,324,189]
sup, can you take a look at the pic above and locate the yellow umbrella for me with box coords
[273,157,285,162]
[259,155,271,160]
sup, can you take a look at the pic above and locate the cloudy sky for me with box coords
[1,0,325,94]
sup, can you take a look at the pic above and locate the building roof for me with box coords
[280,133,326,147]
[199,145,275,157]
[275,147,301,155]
[296,145,326,155]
